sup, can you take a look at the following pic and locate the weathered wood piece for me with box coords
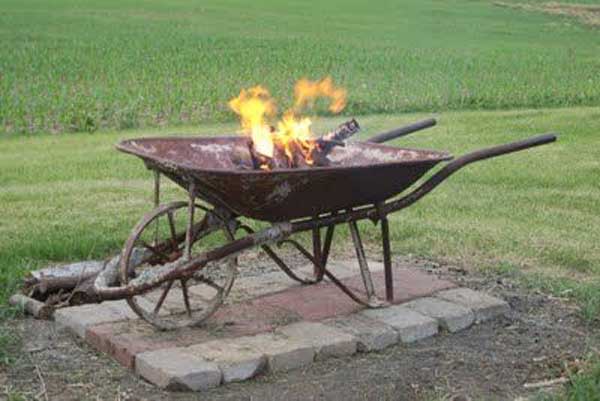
[319,118,360,153]
[23,261,106,297]
[9,294,53,319]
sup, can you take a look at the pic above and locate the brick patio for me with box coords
[53,259,509,391]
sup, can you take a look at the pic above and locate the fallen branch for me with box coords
[9,293,53,319]
[34,364,49,401]
[23,260,105,297]
[523,377,569,389]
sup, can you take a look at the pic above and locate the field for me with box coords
[2,106,599,315]
[1,0,600,134]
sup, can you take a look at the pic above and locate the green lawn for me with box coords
[1,107,599,319]
[2,0,600,134]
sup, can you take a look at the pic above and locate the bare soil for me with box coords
[1,257,597,401]
[495,1,600,27]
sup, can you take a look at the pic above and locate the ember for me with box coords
[228,77,358,169]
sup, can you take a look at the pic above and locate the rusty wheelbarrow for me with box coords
[94,119,556,330]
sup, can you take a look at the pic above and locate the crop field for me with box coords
[1,0,600,134]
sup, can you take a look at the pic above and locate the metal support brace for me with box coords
[185,183,196,261]
[380,214,394,302]
[348,220,377,303]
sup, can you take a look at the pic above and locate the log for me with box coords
[23,260,106,297]
[320,118,360,147]
[9,294,53,319]
[233,119,360,170]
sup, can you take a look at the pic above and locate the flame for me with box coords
[228,77,346,168]
[294,77,347,113]
[228,86,277,157]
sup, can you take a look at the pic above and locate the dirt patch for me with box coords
[2,256,598,401]
[495,1,600,27]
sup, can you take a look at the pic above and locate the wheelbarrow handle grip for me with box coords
[366,118,437,143]
[447,133,557,167]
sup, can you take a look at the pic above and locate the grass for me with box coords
[1,106,599,322]
[534,356,600,401]
[2,0,600,134]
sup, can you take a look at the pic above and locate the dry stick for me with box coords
[523,377,569,389]
[34,364,49,401]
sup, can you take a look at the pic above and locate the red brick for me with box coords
[256,282,364,321]
[84,299,296,368]
[341,268,455,304]
[86,323,178,369]
[212,299,300,336]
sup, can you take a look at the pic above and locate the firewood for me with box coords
[9,294,53,319]
[23,260,106,297]
[289,141,310,168]
[233,119,360,170]
[321,118,360,145]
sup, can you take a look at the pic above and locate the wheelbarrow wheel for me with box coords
[119,201,237,330]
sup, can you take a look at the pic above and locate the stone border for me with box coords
[133,287,508,390]
[49,260,509,391]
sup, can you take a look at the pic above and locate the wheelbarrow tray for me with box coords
[116,136,452,221]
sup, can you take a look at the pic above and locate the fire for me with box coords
[228,77,346,168]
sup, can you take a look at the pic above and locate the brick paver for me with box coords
[325,314,398,352]
[342,268,456,304]
[277,321,358,359]
[434,288,509,322]
[49,258,510,391]
[404,297,475,333]
[187,339,267,383]
[136,347,222,391]
[362,305,438,343]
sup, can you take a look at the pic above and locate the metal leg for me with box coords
[380,215,394,302]
[321,224,335,268]
[185,183,196,261]
[348,221,379,304]
[312,227,324,280]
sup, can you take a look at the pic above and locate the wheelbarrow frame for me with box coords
[94,119,556,330]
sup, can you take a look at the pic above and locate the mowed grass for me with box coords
[1,107,599,318]
[2,0,600,134]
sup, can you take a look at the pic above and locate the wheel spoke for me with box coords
[194,274,224,293]
[180,279,192,317]
[153,280,174,315]
[141,240,173,263]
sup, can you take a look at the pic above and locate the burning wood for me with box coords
[234,119,360,170]
[228,77,358,170]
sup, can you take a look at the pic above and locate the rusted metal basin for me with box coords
[116,136,452,222]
